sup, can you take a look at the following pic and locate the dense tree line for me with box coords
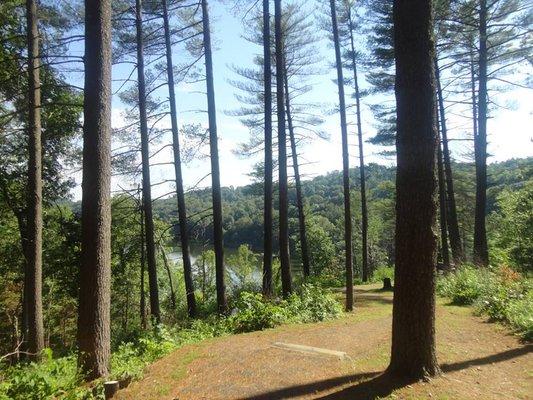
[152,158,531,266]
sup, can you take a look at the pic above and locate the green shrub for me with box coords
[285,284,343,323]
[308,272,344,288]
[437,265,532,340]
[505,292,533,341]
[372,266,394,283]
[0,349,84,400]
[436,265,489,305]
[229,292,287,333]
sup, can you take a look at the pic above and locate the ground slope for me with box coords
[116,285,532,400]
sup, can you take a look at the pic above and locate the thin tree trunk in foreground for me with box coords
[162,0,196,317]
[160,245,176,310]
[474,0,489,267]
[25,0,44,360]
[262,0,274,297]
[437,129,450,268]
[330,0,353,311]
[139,200,147,330]
[201,0,226,312]
[347,8,369,283]
[77,0,112,380]
[388,0,440,380]
[135,0,160,322]
[274,0,292,297]
[283,72,310,279]
[435,59,463,264]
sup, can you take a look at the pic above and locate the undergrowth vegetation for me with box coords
[437,265,532,341]
[0,285,341,400]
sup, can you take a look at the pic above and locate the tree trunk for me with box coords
[135,0,160,322]
[388,0,440,380]
[11,314,21,363]
[474,0,489,267]
[347,8,369,283]
[139,201,147,330]
[329,0,353,312]
[159,245,176,310]
[434,59,463,264]
[262,0,274,297]
[124,253,130,332]
[25,0,44,360]
[14,212,29,358]
[201,0,226,313]
[283,71,310,279]
[162,0,196,317]
[437,128,450,268]
[201,257,207,300]
[77,0,112,380]
[274,0,292,297]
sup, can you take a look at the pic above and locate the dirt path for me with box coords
[117,286,532,400]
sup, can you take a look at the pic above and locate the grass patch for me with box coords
[169,350,201,382]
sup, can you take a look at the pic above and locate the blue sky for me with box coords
[67,0,533,200]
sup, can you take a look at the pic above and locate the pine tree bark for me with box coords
[135,0,160,322]
[437,128,450,268]
[162,0,196,317]
[77,0,112,380]
[474,0,489,267]
[347,8,369,282]
[25,0,44,360]
[262,0,274,297]
[330,0,353,311]
[283,71,310,278]
[201,0,227,312]
[435,59,463,264]
[274,0,292,297]
[159,245,176,310]
[388,0,440,379]
[139,200,147,330]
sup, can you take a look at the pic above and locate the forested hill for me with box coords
[153,157,532,261]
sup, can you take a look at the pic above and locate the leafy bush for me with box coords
[505,292,533,341]
[437,265,532,340]
[436,265,490,305]
[285,284,343,323]
[229,292,287,333]
[488,182,533,272]
[371,266,394,284]
[0,350,85,400]
[228,284,342,333]
[308,270,345,288]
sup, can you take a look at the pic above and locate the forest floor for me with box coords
[116,285,532,400]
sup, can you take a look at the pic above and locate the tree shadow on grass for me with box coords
[242,345,532,400]
[441,344,532,373]
[355,294,394,305]
[241,372,382,400]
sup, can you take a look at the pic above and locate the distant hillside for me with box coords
[153,157,533,254]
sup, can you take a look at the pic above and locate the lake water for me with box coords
[168,243,303,286]
[168,243,263,285]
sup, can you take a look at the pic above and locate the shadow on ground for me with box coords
[243,345,532,400]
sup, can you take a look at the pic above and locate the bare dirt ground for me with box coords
[116,285,532,400]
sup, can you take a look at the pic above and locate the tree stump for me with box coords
[104,381,119,399]
[383,278,393,291]
[119,376,132,389]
